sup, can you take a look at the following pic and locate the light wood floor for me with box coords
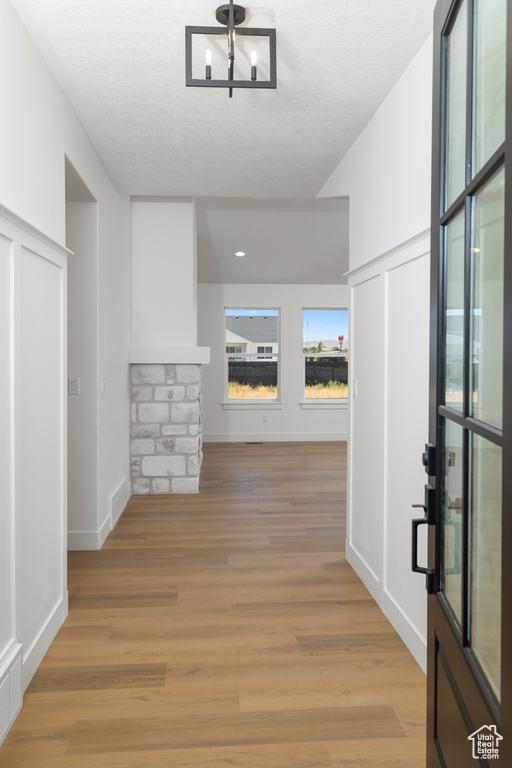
[0,442,426,767]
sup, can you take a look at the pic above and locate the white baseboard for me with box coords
[381,587,427,673]
[68,526,106,551]
[68,477,131,551]
[98,514,111,549]
[346,542,380,592]
[21,595,68,693]
[110,477,131,528]
[0,642,23,747]
[348,544,426,672]
[203,432,348,443]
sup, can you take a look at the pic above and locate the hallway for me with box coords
[0,442,426,767]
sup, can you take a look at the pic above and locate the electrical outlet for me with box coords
[262,414,268,423]
[68,377,80,395]
[101,376,107,394]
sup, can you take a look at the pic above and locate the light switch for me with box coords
[68,377,80,395]
[353,378,358,398]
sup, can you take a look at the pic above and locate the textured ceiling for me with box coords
[196,197,349,284]
[10,0,435,198]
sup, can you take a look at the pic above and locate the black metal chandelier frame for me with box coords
[185,1,277,97]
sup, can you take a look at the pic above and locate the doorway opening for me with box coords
[65,158,99,550]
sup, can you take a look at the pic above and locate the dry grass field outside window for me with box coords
[227,382,348,399]
[305,382,348,399]
[228,382,278,399]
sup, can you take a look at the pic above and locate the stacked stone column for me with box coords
[130,364,202,494]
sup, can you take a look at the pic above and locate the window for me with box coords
[225,309,279,400]
[302,308,348,400]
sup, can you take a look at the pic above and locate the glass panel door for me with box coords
[470,434,502,700]
[470,168,505,429]
[426,0,510,763]
[440,419,464,625]
[445,0,468,208]
[439,6,505,698]
[444,212,465,409]
[472,0,506,175]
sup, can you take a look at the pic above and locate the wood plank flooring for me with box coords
[0,442,426,767]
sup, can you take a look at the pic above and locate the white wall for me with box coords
[319,37,433,271]
[0,0,64,244]
[0,0,131,740]
[131,198,197,350]
[198,283,349,442]
[63,127,131,551]
[318,36,433,671]
[66,203,100,548]
[0,234,14,677]
[0,0,131,549]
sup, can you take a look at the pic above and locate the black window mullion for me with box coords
[466,0,475,188]
[438,406,503,446]
[462,427,470,647]
[463,195,472,422]
[441,144,506,226]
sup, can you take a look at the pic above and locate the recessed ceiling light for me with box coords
[235,251,246,257]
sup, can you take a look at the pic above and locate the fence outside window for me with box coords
[303,352,348,399]
[226,353,279,400]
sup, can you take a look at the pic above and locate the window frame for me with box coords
[223,307,282,408]
[301,307,349,407]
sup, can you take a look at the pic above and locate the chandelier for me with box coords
[185,1,277,97]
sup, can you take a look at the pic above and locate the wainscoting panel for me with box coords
[347,230,430,671]
[0,204,69,745]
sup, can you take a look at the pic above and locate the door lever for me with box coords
[411,484,435,594]
[411,514,435,593]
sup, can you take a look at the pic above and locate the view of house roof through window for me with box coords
[226,313,278,344]
[225,309,279,400]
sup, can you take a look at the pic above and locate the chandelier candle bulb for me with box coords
[205,49,212,79]
[229,29,236,59]
[251,50,257,80]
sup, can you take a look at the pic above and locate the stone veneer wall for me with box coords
[130,364,203,494]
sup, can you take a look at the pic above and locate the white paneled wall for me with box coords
[347,232,430,670]
[384,252,430,644]
[0,234,14,662]
[0,205,68,745]
[349,274,384,580]
[318,35,433,670]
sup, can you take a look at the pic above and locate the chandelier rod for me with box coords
[228,0,235,97]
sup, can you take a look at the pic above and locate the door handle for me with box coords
[411,516,435,594]
[411,482,436,594]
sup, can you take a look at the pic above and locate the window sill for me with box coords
[222,401,284,411]
[299,400,348,410]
